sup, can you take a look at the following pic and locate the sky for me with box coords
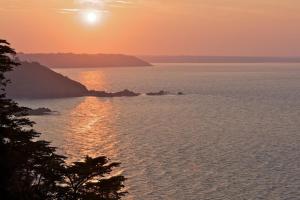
[0,0,300,56]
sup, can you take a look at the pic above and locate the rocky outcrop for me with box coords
[146,90,169,96]
[88,89,140,97]
[26,107,57,116]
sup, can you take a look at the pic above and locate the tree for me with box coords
[58,156,126,200]
[0,39,126,200]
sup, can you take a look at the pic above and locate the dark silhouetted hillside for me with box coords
[6,62,174,99]
[18,53,151,68]
[6,62,88,98]
[6,62,140,98]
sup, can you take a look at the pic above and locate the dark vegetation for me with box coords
[0,39,126,200]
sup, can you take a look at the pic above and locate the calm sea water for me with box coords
[19,63,300,200]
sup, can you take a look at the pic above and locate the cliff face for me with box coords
[6,62,88,98]
[18,53,152,68]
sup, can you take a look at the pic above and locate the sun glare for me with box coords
[83,11,99,25]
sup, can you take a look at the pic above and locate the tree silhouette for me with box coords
[58,156,126,200]
[0,39,126,200]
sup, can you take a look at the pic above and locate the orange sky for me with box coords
[1,0,300,56]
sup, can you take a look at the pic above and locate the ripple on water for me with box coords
[20,64,300,200]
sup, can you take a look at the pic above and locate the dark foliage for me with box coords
[0,40,126,200]
[58,156,126,200]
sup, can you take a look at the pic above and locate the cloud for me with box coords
[57,8,79,14]
[61,8,81,12]
[75,0,133,7]
[76,0,103,4]
[59,0,104,15]
[60,8,107,13]
[75,0,105,7]
[59,0,134,15]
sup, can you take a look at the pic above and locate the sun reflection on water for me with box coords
[61,97,120,163]
[78,70,107,90]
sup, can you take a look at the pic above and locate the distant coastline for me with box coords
[140,56,300,63]
[18,53,152,68]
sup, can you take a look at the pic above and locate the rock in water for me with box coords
[88,89,140,97]
[146,90,169,96]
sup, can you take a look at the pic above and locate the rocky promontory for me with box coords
[6,61,183,99]
[7,62,88,98]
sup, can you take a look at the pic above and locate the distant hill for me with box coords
[18,53,152,68]
[140,56,300,63]
[6,62,89,98]
[5,62,142,99]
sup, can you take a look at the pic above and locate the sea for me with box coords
[18,63,300,200]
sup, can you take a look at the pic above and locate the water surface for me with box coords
[20,63,300,200]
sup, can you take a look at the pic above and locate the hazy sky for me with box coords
[1,0,300,56]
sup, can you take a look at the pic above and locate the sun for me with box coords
[83,11,99,25]
[86,12,97,23]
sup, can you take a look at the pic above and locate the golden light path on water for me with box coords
[77,70,107,90]
[61,97,120,163]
